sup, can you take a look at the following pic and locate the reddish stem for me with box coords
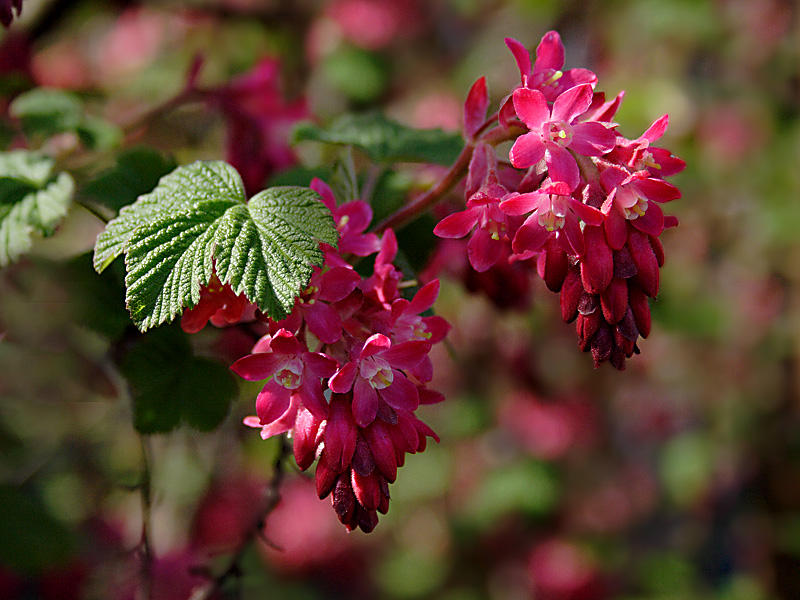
[373,123,523,233]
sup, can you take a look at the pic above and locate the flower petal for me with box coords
[325,395,357,471]
[568,197,604,226]
[316,266,361,303]
[512,217,549,255]
[360,333,392,358]
[381,340,431,369]
[505,37,532,81]
[379,370,419,412]
[255,380,292,424]
[635,177,681,202]
[230,352,283,381]
[310,177,336,211]
[551,83,594,123]
[533,30,564,72]
[467,228,504,272]
[422,315,450,344]
[642,114,669,142]
[570,122,616,156]
[329,361,357,393]
[509,131,546,170]
[512,87,549,130]
[631,202,664,237]
[545,144,579,190]
[464,76,489,139]
[433,207,480,239]
[352,377,379,427]
[304,301,342,344]
[408,280,440,314]
[499,191,546,216]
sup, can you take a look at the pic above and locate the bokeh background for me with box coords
[1,0,799,598]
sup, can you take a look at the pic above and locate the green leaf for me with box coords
[292,112,464,165]
[93,160,244,274]
[9,88,83,139]
[120,325,237,433]
[0,151,74,268]
[94,160,338,331]
[83,147,177,213]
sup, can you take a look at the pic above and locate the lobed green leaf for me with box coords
[94,160,338,331]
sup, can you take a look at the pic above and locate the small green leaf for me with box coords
[0,151,74,268]
[120,326,236,434]
[10,88,83,139]
[10,88,123,151]
[292,112,464,165]
[94,161,338,331]
[179,358,238,431]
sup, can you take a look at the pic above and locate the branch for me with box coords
[138,436,154,600]
[373,123,523,233]
[189,437,290,600]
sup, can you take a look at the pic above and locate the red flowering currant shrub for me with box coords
[33,3,800,598]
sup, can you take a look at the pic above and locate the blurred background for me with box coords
[0,0,799,598]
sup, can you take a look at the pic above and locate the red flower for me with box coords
[328,333,429,427]
[509,84,616,190]
[232,329,337,437]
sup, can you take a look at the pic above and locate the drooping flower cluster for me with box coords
[433,31,684,369]
[230,179,449,532]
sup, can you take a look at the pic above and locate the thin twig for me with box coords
[372,123,524,234]
[189,438,290,600]
[139,436,154,600]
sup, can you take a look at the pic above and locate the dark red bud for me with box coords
[601,278,628,324]
[581,226,613,294]
[628,229,659,297]
[560,268,583,323]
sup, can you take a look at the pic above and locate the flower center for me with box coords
[624,196,648,220]
[337,215,350,230]
[360,356,394,390]
[538,210,565,231]
[275,357,304,390]
[634,150,661,172]
[545,121,573,147]
[394,315,432,343]
[299,285,318,305]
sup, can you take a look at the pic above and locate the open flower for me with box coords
[232,329,337,438]
[509,84,616,190]
[310,177,381,258]
[328,334,430,427]
[434,144,514,272]
[500,180,603,259]
[600,165,681,248]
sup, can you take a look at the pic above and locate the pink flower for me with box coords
[610,114,686,178]
[434,144,513,272]
[500,180,603,259]
[599,165,681,248]
[232,329,337,438]
[509,85,616,190]
[310,178,380,258]
[328,334,429,427]
[506,32,598,102]
[277,264,361,344]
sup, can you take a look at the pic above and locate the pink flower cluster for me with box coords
[435,31,685,369]
[230,178,449,532]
